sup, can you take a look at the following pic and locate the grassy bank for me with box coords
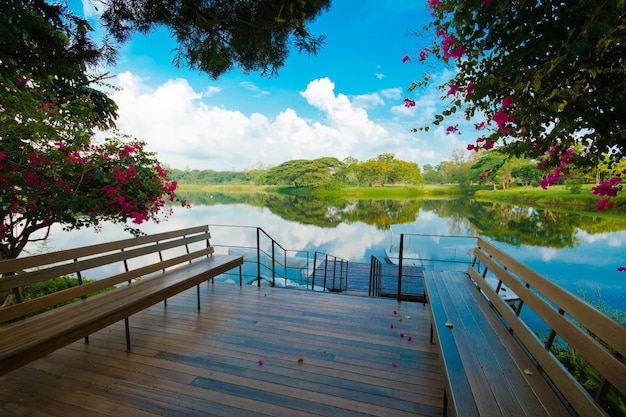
[178,184,466,198]
[475,185,626,214]
[265,184,468,198]
[176,184,271,194]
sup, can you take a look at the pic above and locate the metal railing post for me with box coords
[397,234,404,301]
[312,251,318,289]
[256,228,261,287]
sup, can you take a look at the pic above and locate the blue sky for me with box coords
[77,0,471,171]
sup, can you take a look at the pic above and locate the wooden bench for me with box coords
[0,225,243,376]
[424,237,626,417]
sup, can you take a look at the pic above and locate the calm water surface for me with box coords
[34,195,626,313]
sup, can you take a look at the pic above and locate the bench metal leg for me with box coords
[125,317,131,351]
[430,323,434,344]
[443,389,448,416]
[197,284,201,310]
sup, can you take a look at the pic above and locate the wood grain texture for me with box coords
[424,270,572,417]
[0,283,444,417]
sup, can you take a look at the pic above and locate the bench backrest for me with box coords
[467,237,626,416]
[0,225,214,323]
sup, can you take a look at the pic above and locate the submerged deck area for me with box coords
[0,282,444,416]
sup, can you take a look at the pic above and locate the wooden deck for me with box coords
[0,282,444,416]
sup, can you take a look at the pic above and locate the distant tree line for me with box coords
[422,150,626,193]
[168,153,423,189]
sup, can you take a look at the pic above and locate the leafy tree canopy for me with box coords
[408,0,626,205]
[99,0,331,78]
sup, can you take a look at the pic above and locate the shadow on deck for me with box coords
[0,282,443,417]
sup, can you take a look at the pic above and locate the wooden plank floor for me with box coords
[0,283,444,417]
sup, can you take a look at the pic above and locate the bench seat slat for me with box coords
[0,232,212,291]
[0,225,210,273]
[0,254,242,375]
[472,248,626,399]
[0,246,215,323]
[425,271,481,417]
[425,270,573,417]
[475,240,626,358]
[467,266,605,416]
[443,271,569,417]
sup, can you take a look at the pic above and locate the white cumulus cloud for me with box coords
[107,72,462,170]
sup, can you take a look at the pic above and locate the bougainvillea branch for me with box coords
[404,0,626,209]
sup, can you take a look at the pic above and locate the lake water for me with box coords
[32,194,626,313]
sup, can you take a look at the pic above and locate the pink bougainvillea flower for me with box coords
[441,34,464,59]
[446,125,458,135]
[393,309,398,315]
[502,96,515,108]
[389,323,394,329]
[595,198,615,211]
[484,141,494,150]
[427,0,442,8]
[493,109,515,133]
[592,177,621,197]
[447,84,460,95]
[466,81,476,95]
[404,98,416,108]
[402,55,411,63]
[448,46,464,59]
[399,333,405,338]
[617,266,626,272]
[483,0,494,4]
[596,198,615,211]
[407,336,413,342]
[467,144,476,151]
[258,359,264,366]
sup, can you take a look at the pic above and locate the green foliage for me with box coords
[169,168,260,185]
[20,276,113,316]
[265,157,344,188]
[100,0,331,78]
[23,276,88,302]
[566,177,584,194]
[423,168,444,184]
[414,0,626,172]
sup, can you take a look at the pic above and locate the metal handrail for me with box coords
[208,225,344,291]
[311,251,349,292]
